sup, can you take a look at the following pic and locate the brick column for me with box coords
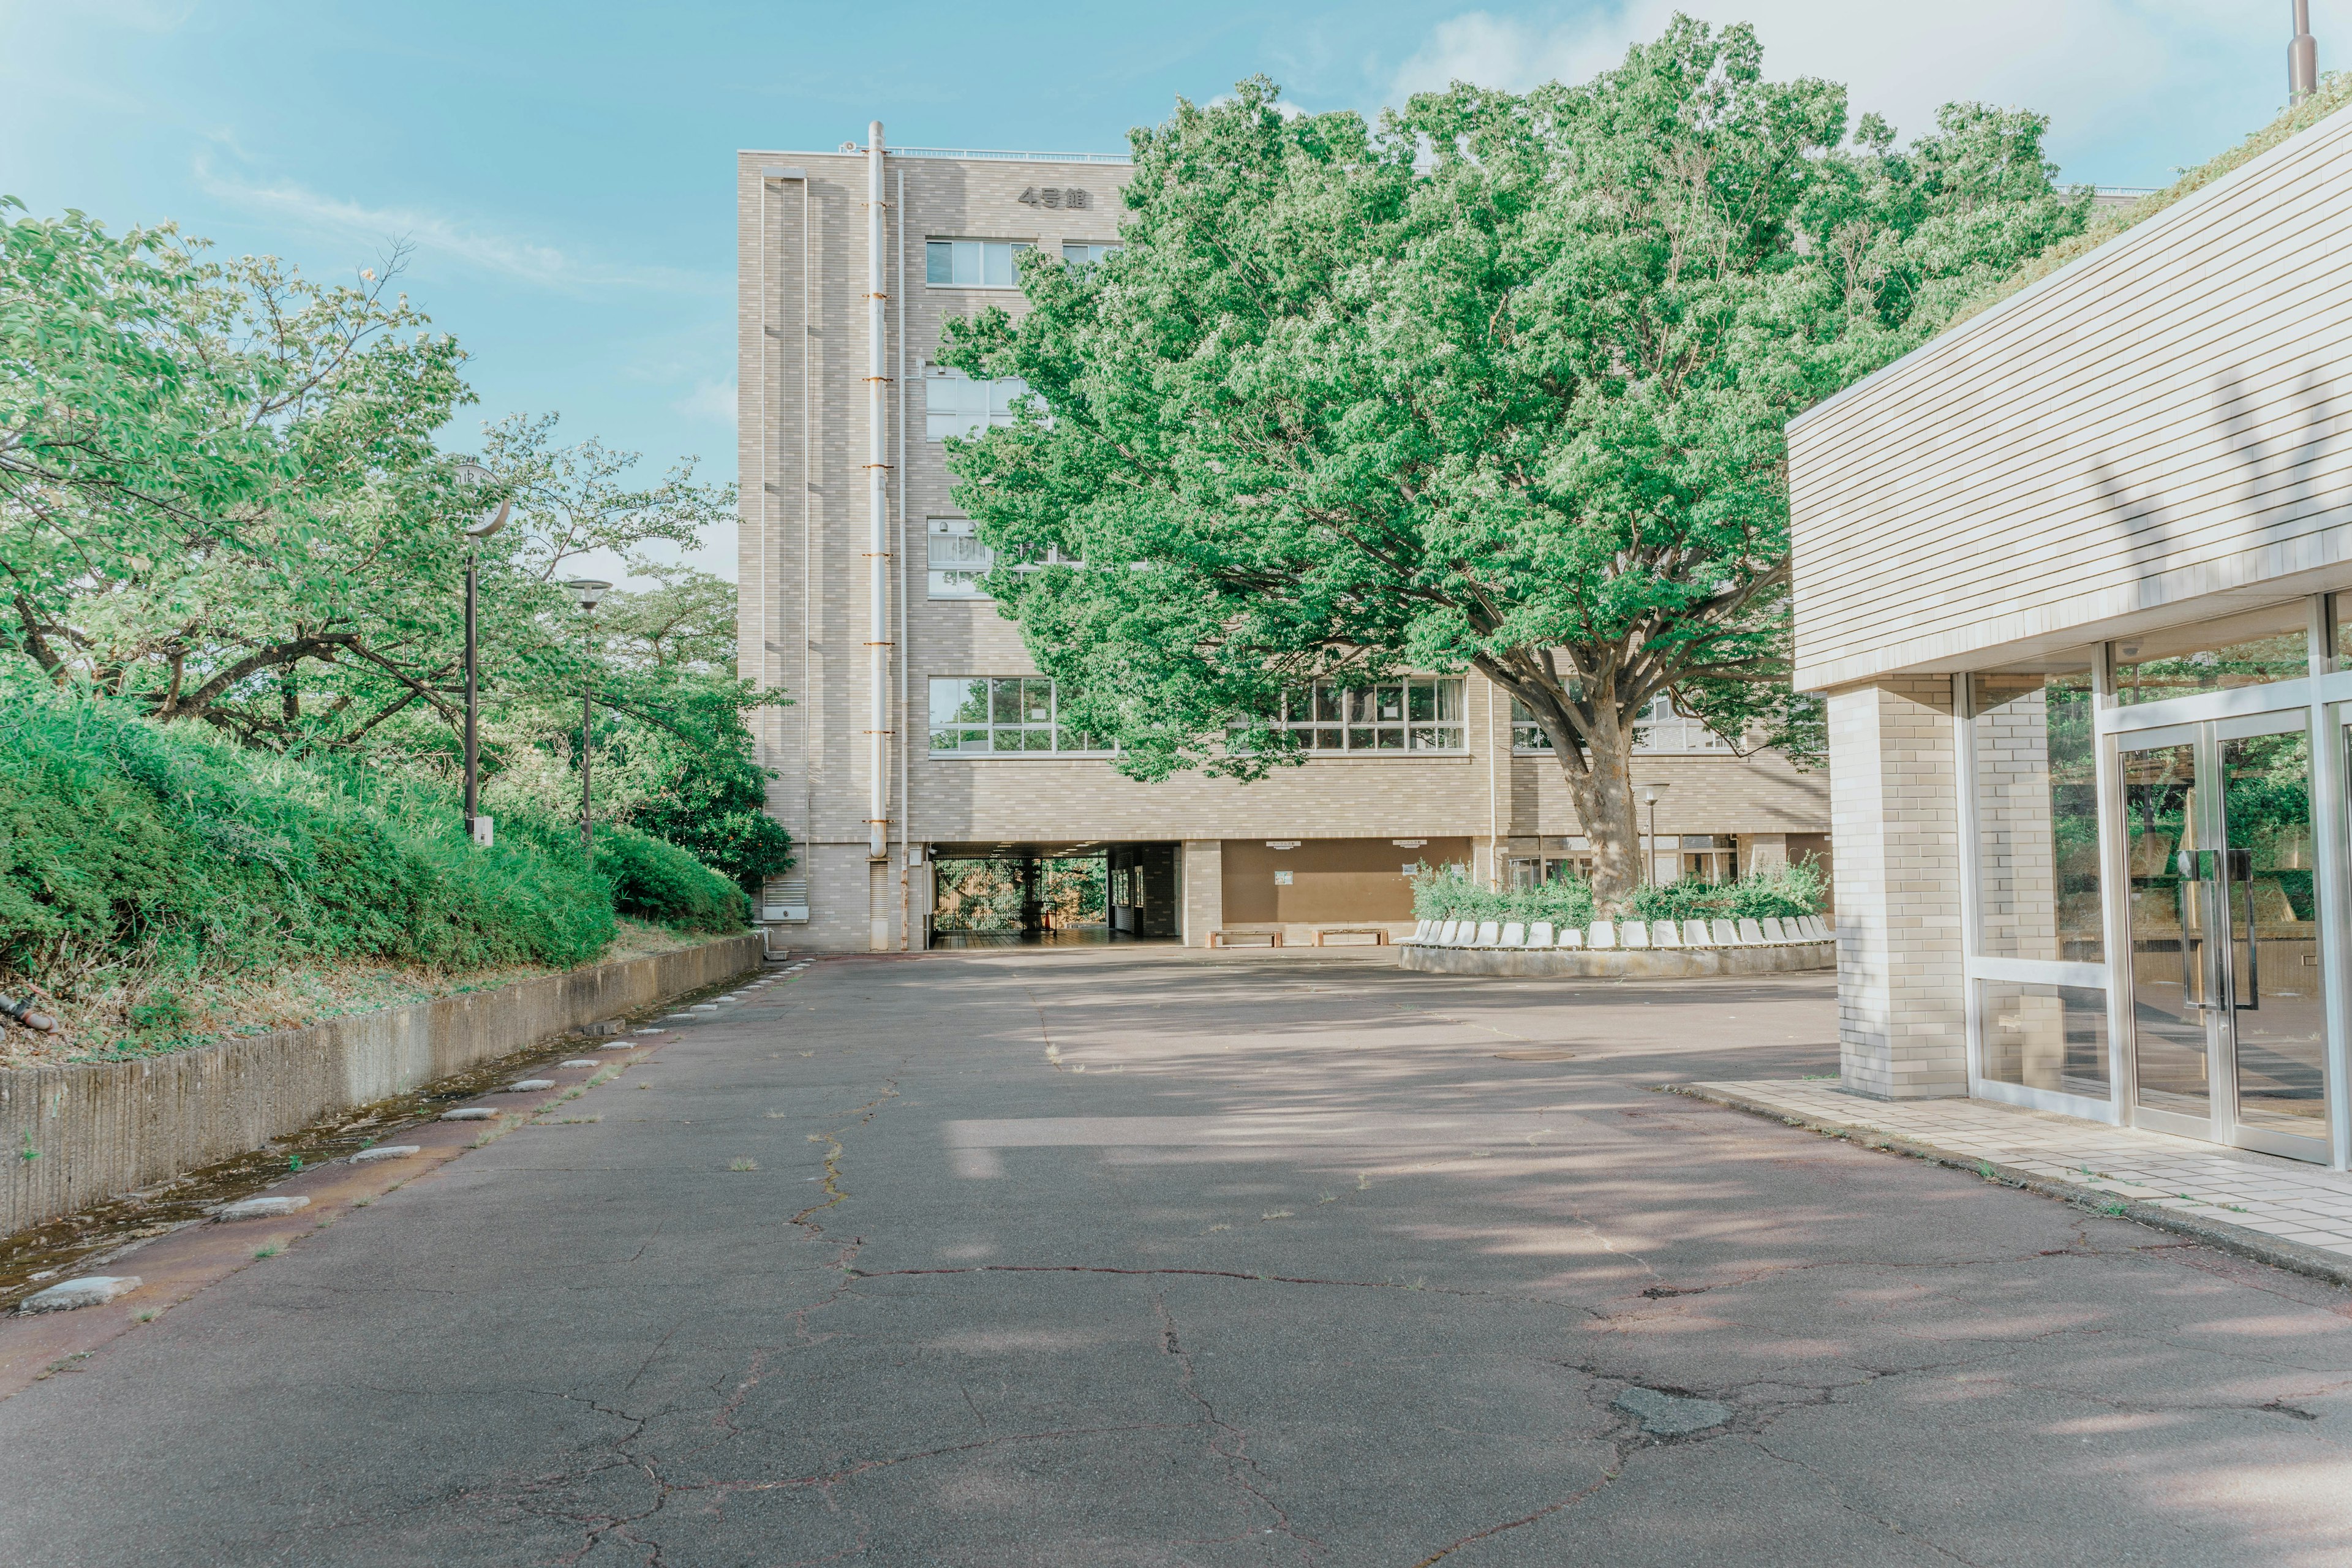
[1828,678,1967,1099]
[1182,840,1223,948]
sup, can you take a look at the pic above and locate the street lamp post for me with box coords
[566,579,612,859]
[453,461,511,846]
[1639,783,1669,886]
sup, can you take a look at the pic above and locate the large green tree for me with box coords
[940,23,2086,906]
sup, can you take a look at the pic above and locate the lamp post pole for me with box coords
[453,461,511,845]
[1639,784,1668,886]
[566,579,612,860]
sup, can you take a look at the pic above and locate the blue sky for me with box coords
[4,1,2344,581]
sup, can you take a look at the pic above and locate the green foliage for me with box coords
[938,28,2082,904]
[1937,73,2352,339]
[1412,859,1823,928]
[1411,865,1595,929]
[0,682,635,1046]
[1627,861,1826,922]
[933,858,1106,932]
[590,826,748,933]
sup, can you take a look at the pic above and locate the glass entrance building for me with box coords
[1789,105,2352,1170]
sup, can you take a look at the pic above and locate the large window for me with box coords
[1062,243,1119,266]
[1272,680,1464,752]
[1512,695,1732,753]
[929,677,1105,755]
[924,369,1033,442]
[925,239,1031,288]
[2113,601,2309,704]
[1978,980,2109,1096]
[1969,655,2101,963]
[927,519,992,599]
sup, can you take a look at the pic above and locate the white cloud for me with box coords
[191,151,722,298]
[674,379,737,426]
[1390,2,2346,164]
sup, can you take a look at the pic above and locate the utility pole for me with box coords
[566,579,612,859]
[453,461,511,846]
[2292,0,2318,102]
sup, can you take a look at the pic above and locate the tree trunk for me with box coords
[1559,709,1643,913]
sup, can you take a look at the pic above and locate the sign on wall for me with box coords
[1017,187,1090,209]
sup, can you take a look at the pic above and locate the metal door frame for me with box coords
[2109,703,2334,1163]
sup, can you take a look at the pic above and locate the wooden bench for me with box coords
[1209,930,1282,948]
[1311,927,1389,947]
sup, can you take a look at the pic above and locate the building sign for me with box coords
[1018,187,1090,210]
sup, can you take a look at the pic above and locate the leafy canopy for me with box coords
[938,22,2084,899]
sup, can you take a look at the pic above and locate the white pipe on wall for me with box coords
[864,122,891,862]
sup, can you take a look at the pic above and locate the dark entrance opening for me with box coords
[927,841,1182,949]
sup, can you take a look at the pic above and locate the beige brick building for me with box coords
[736,129,1828,954]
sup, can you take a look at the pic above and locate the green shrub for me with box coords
[1409,864,1596,929]
[1411,857,1825,930]
[591,826,748,933]
[0,684,621,1005]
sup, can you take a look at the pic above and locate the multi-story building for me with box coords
[735,127,1829,953]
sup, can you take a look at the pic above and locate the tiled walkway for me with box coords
[1686,1079,2352,1281]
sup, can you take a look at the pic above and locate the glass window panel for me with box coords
[1376,684,1404,722]
[956,729,989,753]
[925,242,954,285]
[1022,726,1055,752]
[1408,683,1436,722]
[1376,726,1405,750]
[2113,601,2310,704]
[1409,726,1437,749]
[982,243,1014,287]
[1979,981,2110,1095]
[1314,727,1343,750]
[1024,680,1052,722]
[1436,680,1463,721]
[1347,727,1373,750]
[927,519,993,599]
[1434,725,1463,749]
[930,677,990,728]
[1970,653,2102,963]
[1310,685,1339,723]
[2226,728,2324,1137]
[990,678,1024,725]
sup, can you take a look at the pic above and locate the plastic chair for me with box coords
[1588,921,1617,950]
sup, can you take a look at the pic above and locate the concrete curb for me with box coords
[0,933,762,1237]
[1400,942,1834,979]
[1674,1082,2352,1291]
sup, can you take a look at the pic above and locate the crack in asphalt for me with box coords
[1154,1292,1333,1560]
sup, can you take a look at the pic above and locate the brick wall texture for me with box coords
[1829,677,1966,1099]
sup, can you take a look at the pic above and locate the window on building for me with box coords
[1062,243,1120,266]
[929,677,1105,755]
[1969,654,2101,963]
[1678,834,1739,883]
[1510,695,1732,753]
[927,519,993,599]
[924,368,1033,442]
[2114,600,2310,704]
[925,239,1031,288]
[1269,679,1464,752]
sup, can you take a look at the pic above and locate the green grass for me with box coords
[0,680,747,1055]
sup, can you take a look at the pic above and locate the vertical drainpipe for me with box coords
[865,123,891,864]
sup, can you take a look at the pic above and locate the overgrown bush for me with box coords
[1411,858,1825,929]
[0,683,739,1050]
[591,825,749,932]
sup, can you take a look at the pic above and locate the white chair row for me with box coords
[1406,915,1832,951]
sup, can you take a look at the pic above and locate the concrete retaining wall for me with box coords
[1398,941,1834,979]
[0,934,763,1237]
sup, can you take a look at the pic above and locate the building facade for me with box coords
[737,128,1829,953]
[1791,103,2352,1170]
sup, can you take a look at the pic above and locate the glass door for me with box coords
[2218,722,2326,1153]
[2120,718,2328,1158]
[2123,733,2212,1133]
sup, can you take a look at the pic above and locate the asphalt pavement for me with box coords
[2,948,2348,1566]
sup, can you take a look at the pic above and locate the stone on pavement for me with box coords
[18,1276,140,1314]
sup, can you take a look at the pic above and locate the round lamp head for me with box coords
[566,578,613,614]
[453,460,510,539]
